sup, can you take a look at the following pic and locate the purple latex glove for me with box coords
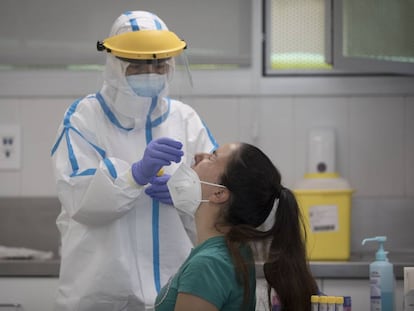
[145,174,173,205]
[131,137,183,185]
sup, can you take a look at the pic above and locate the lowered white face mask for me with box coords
[167,163,226,217]
[126,73,167,97]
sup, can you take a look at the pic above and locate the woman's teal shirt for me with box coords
[154,236,256,311]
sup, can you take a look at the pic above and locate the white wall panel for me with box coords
[0,100,21,196]
[189,97,240,148]
[0,171,20,196]
[20,99,72,196]
[0,99,20,122]
[0,277,58,311]
[239,97,263,145]
[406,96,414,197]
[251,97,296,188]
[349,97,405,197]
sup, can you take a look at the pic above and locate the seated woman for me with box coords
[154,142,318,311]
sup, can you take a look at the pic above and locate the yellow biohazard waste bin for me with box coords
[294,173,353,261]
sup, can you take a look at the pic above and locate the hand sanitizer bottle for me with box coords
[362,236,395,311]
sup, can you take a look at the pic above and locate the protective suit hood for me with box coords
[99,11,172,129]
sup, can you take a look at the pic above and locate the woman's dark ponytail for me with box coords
[264,188,318,311]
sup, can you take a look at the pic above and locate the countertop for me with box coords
[0,259,60,277]
[2,197,414,280]
[1,256,412,279]
[258,259,412,279]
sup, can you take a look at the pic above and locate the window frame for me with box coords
[262,0,414,77]
[333,0,414,76]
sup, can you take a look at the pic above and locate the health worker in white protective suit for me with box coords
[51,10,218,311]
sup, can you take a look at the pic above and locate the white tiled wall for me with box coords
[190,97,241,146]
[406,96,414,197]
[349,96,405,197]
[192,93,414,196]
[0,88,413,198]
[253,97,295,187]
[0,99,22,196]
[20,98,74,196]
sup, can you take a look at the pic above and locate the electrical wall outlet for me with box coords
[0,124,21,170]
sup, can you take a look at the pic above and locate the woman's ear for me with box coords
[209,188,230,204]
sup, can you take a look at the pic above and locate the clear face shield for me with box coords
[98,30,193,99]
[167,51,193,98]
[120,55,192,99]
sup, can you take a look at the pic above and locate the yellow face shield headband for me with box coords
[97,30,187,60]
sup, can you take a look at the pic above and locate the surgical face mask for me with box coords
[167,163,226,217]
[126,73,167,97]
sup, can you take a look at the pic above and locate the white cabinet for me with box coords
[0,278,58,311]
[256,277,404,311]
[321,279,368,310]
[256,278,268,311]
[322,279,404,311]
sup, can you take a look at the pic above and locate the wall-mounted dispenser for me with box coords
[308,128,335,174]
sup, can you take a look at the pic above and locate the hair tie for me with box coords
[277,185,285,199]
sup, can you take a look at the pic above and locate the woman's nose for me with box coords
[194,154,202,165]
[194,153,208,165]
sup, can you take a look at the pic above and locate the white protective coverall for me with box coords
[51,11,217,311]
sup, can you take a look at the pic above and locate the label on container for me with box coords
[309,205,338,232]
[370,274,381,311]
